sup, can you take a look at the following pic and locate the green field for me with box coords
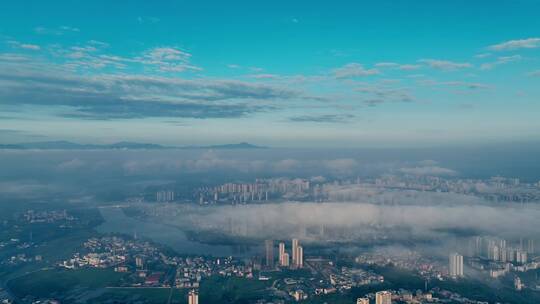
[92,287,187,304]
[7,268,126,301]
[198,276,273,304]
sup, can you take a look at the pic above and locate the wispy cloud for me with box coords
[248,74,281,80]
[0,59,301,119]
[488,38,540,51]
[474,53,491,59]
[333,63,380,78]
[7,41,41,50]
[375,62,421,71]
[34,26,80,35]
[527,70,540,77]
[418,59,472,71]
[356,85,416,104]
[480,55,522,70]
[139,47,200,72]
[419,80,489,90]
[47,43,201,73]
[288,114,355,123]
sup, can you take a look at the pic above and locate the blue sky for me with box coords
[0,0,539,147]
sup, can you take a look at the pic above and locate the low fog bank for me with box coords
[143,201,540,245]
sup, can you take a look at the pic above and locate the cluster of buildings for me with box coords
[265,238,304,269]
[355,288,494,304]
[355,290,425,304]
[470,236,533,264]
[371,175,540,203]
[0,238,43,268]
[195,178,311,204]
[355,249,445,280]
[56,235,269,290]
[174,256,212,288]
[190,173,540,206]
[21,209,75,223]
[59,236,171,286]
[156,190,175,202]
[465,236,539,282]
[330,267,384,290]
[279,257,386,300]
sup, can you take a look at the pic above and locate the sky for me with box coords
[0,0,540,147]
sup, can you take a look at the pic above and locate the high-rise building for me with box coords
[527,239,535,254]
[135,256,144,268]
[499,247,507,262]
[491,245,500,261]
[296,245,303,268]
[516,250,528,264]
[449,253,464,277]
[292,238,299,266]
[293,290,305,301]
[279,242,285,257]
[514,276,523,291]
[156,190,175,202]
[506,247,516,262]
[375,291,392,304]
[188,289,199,304]
[279,242,286,266]
[357,297,370,304]
[265,240,274,268]
[281,252,290,267]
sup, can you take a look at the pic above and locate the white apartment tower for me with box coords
[292,238,299,265]
[188,289,199,304]
[375,291,392,304]
[449,253,464,277]
[296,245,303,268]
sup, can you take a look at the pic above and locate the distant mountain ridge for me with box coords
[0,141,267,150]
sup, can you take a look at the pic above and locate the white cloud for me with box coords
[333,63,380,78]
[398,64,421,71]
[139,47,200,72]
[19,44,41,50]
[249,74,280,79]
[375,62,421,71]
[489,38,540,51]
[480,55,522,70]
[35,26,80,35]
[375,62,422,71]
[419,80,489,90]
[528,70,540,77]
[399,166,457,176]
[7,41,41,51]
[474,53,491,59]
[418,59,472,71]
[375,62,399,68]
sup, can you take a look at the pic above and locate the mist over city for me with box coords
[1,1,540,304]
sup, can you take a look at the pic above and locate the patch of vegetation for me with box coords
[93,287,187,304]
[199,276,272,304]
[8,268,126,300]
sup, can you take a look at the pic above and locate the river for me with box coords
[97,207,257,257]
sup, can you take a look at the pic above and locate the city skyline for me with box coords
[1,1,540,147]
